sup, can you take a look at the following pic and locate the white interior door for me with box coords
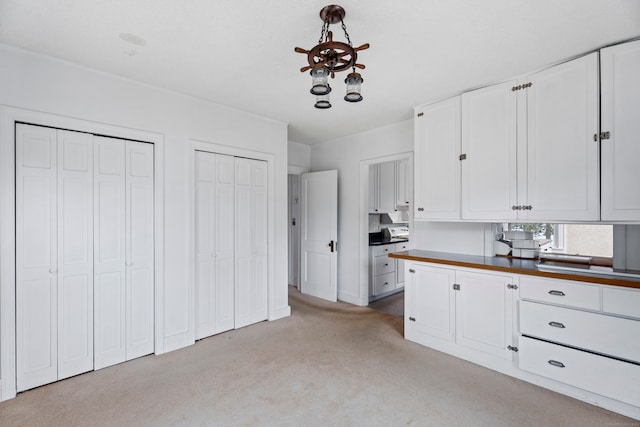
[57,130,94,380]
[16,124,59,391]
[300,170,338,302]
[94,136,127,370]
[125,141,154,360]
[288,174,301,288]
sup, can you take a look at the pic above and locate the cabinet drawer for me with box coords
[520,301,640,363]
[603,287,640,320]
[519,276,600,310]
[394,241,410,252]
[373,245,395,257]
[519,336,640,407]
[374,272,396,295]
[374,256,395,275]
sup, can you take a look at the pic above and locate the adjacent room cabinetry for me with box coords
[600,39,640,221]
[405,263,514,362]
[414,96,461,220]
[461,53,599,221]
[16,123,155,391]
[369,160,406,213]
[369,241,409,300]
[194,151,268,339]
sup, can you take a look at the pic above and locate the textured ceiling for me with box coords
[1,0,639,144]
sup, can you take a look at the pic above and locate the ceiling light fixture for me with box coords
[295,5,369,109]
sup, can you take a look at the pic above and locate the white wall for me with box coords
[0,44,290,399]
[288,141,311,169]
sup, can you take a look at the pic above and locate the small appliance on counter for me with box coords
[495,230,548,259]
[384,225,409,242]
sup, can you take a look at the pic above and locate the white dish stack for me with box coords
[504,230,541,259]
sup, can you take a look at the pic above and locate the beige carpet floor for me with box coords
[0,286,636,426]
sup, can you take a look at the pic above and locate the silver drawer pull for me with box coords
[548,290,565,296]
[548,360,565,368]
[548,321,566,329]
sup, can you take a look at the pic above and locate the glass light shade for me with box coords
[344,72,363,102]
[314,93,331,109]
[310,67,331,95]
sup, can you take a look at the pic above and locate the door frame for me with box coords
[0,106,165,401]
[359,152,413,306]
[187,140,277,343]
[288,166,309,290]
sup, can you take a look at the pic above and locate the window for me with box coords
[503,223,613,258]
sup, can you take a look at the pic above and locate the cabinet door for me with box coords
[525,53,599,221]
[125,141,154,360]
[377,161,397,213]
[461,81,518,220]
[414,97,461,219]
[57,130,94,380]
[395,158,410,208]
[601,40,640,221]
[16,124,59,391]
[405,264,456,344]
[455,271,513,360]
[368,164,378,213]
[94,137,127,370]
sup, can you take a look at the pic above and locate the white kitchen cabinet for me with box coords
[405,263,515,360]
[601,40,640,221]
[94,137,154,370]
[461,81,517,220]
[414,96,461,220]
[455,270,513,360]
[460,53,599,221]
[369,161,397,213]
[395,158,411,208]
[16,125,94,391]
[369,242,409,301]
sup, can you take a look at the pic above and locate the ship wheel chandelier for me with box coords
[295,5,370,109]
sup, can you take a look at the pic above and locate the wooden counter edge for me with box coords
[389,251,640,290]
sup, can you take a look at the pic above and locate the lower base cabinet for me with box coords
[404,260,640,419]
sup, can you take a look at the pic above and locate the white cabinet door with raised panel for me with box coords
[234,158,268,329]
[395,158,410,208]
[16,124,59,391]
[125,141,154,360]
[377,161,396,213]
[525,53,599,221]
[94,137,127,369]
[414,97,461,220]
[461,81,518,221]
[405,263,456,344]
[455,270,513,360]
[57,130,94,380]
[601,40,640,221]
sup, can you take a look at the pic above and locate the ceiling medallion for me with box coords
[295,5,370,109]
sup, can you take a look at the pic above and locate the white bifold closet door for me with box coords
[195,151,235,339]
[16,124,94,392]
[94,136,154,370]
[234,157,268,329]
[195,152,267,338]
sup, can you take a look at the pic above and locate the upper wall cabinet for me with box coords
[601,40,640,221]
[369,161,397,213]
[414,96,461,220]
[461,53,600,222]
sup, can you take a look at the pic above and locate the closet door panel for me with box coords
[195,151,217,339]
[57,130,94,379]
[234,158,253,328]
[16,124,58,391]
[94,137,126,369]
[215,154,235,334]
[125,141,154,359]
[251,161,268,324]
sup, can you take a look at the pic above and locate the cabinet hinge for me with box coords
[507,284,518,290]
[511,82,533,92]
[417,112,424,118]
[507,345,519,352]
[459,154,467,161]
[408,269,416,274]
[600,131,611,140]
[453,284,461,291]
[409,316,416,322]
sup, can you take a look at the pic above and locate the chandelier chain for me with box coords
[340,19,352,46]
[318,20,329,44]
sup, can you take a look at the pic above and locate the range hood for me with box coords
[380,211,409,224]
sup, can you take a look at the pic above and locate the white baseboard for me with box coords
[270,305,291,321]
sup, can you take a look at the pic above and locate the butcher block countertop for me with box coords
[389,250,640,289]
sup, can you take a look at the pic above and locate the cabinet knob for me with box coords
[417,207,424,212]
